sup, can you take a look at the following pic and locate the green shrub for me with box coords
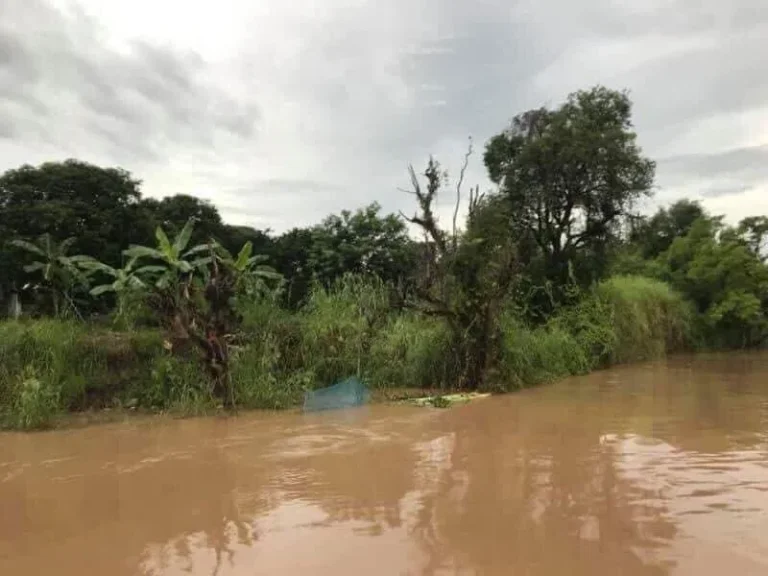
[591,276,692,363]
[11,365,60,430]
[0,319,165,424]
[497,276,691,391]
[144,354,211,412]
[498,316,590,391]
[366,313,455,389]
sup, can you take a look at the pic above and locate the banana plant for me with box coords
[10,234,92,317]
[80,258,166,295]
[212,240,283,296]
[123,218,210,289]
[78,257,166,324]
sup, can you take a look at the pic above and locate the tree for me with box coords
[484,86,655,313]
[141,194,225,248]
[126,219,279,406]
[401,152,517,389]
[123,219,209,290]
[271,228,315,307]
[309,203,416,288]
[9,234,92,317]
[0,160,151,266]
[736,216,768,262]
[630,199,706,259]
[81,257,165,324]
[212,241,282,298]
[661,217,768,347]
[0,160,155,312]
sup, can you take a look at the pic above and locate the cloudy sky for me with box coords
[2,0,768,232]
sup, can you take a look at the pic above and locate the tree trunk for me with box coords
[8,291,21,319]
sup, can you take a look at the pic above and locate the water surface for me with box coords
[2,353,768,575]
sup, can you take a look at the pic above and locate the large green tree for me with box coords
[0,160,152,267]
[629,199,706,259]
[309,203,416,287]
[484,86,655,313]
[661,216,768,348]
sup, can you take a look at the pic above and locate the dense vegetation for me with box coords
[1,86,766,429]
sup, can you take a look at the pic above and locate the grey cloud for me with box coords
[0,0,260,164]
[2,0,768,231]
[659,146,768,179]
[214,179,353,229]
[656,145,768,200]
[658,145,768,188]
[700,184,750,199]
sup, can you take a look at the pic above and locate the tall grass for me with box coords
[496,275,693,391]
[231,275,456,407]
[0,320,169,428]
[0,274,695,429]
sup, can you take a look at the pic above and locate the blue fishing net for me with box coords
[303,376,370,412]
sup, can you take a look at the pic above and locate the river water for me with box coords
[2,353,768,575]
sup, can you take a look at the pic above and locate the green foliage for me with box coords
[484,86,655,314]
[309,203,416,288]
[590,276,692,363]
[497,276,691,391]
[146,354,211,413]
[9,234,94,317]
[630,200,706,259]
[0,320,166,428]
[367,314,454,390]
[11,365,60,430]
[658,217,768,348]
[498,317,591,390]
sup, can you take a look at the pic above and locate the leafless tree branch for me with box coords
[453,138,473,250]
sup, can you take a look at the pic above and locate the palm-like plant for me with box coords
[213,241,282,295]
[10,234,92,316]
[79,257,166,322]
[81,258,162,296]
[123,219,209,288]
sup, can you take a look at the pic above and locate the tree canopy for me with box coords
[484,87,655,312]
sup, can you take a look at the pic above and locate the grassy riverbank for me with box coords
[0,275,693,430]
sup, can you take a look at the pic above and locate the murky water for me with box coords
[2,354,768,575]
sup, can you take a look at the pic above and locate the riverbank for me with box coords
[0,275,693,430]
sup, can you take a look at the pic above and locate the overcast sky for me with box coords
[2,0,768,232]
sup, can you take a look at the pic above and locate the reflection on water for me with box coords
[2,353,768,575]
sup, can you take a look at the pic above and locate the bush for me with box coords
[366,314,455,390]
[498,316,590,391]
[0,319,166,427]
[591,276,692,363]
[11,365,60,430]
[497,276,692,391]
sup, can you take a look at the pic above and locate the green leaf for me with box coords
[253,267,282,281]
[155,226,173,257]
[173,218,196,254]
[235,242,253,270]
[246,254,270,266]
[9,239,46,257]
[23,262,46,273]
[124,245,164,260]
[213,243,234,261]
[90,284,116,296]
[59,237,78,255]
[77,260,117,276]
[189,257,212,269]
[183,244,212,258]
[176,260,193,273]
[133,265,167,276]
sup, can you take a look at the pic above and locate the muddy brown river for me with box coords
[2,353,768,575]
